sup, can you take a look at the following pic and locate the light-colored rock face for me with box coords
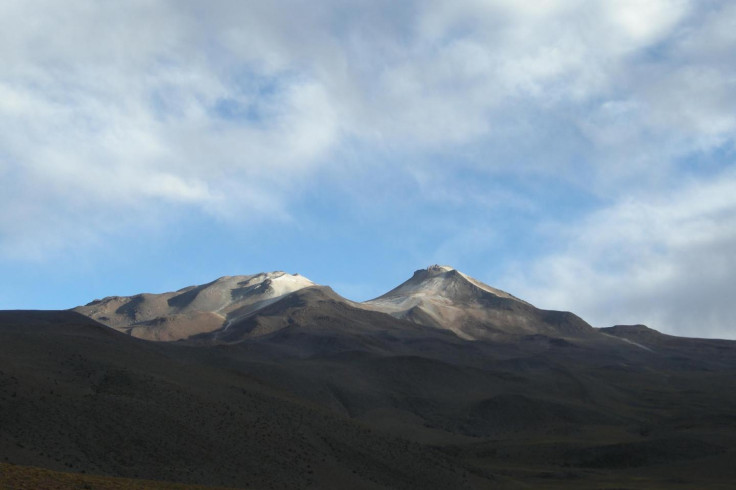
[74,272,315,341]
[362,266,562,340]
[75,266,593,343]
[366,266,523,307]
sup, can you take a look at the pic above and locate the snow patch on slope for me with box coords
[75,271,316,341]
[601,333,655,352]
[456,271,524,302]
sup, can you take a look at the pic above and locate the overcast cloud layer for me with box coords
[1,0,735,338]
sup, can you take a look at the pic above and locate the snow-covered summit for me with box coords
[425,264,455,273]
[75,271,316,341]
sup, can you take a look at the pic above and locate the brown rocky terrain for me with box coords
[75,272,316,341]
[2,266,736,489]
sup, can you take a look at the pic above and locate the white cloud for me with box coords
[1,0,735,341]
[504,168,736,339]
[603,0,690,46]
[0,1,349,257]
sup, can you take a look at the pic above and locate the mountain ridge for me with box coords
[75,265,599,343]
[5,271,736,488]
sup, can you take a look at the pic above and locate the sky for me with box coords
[1,0,735,339]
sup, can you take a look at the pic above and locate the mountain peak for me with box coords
[367,266,520,306]
[74,270,317,341]
[73,267,593,344]
[360,266,595,340]
[424,264,456,274]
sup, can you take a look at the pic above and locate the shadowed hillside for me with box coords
[0,311,471,489]
[4,267,736,488]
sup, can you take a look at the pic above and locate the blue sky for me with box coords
[1,0,735,339]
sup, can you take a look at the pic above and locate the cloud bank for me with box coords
[504,169,736,338]
[1,0,734,337]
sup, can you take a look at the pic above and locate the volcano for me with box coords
[2,266,735,489]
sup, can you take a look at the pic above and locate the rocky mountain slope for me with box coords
[4,267,736,488]
[75,265,595,344]
[363,265,594,340]
[75,272,316,341]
